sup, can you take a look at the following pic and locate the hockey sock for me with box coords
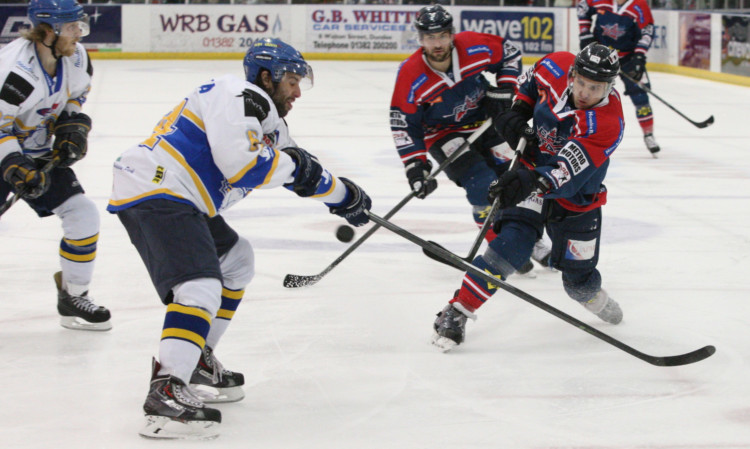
[451,255,507,312]
[205,286,244,349]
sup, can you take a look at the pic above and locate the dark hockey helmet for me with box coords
[573,43,620,84]
[414,4,454,34]
[28,0,89,37]
[244,38,314,89]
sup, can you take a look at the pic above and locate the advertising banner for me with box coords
[0,5,121,51]
[721,14,750,76]
[459,10,555,55]
[679,13,710,69]
[306,6,421,54]
[150,6,291,53]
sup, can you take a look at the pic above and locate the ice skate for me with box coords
[514,259,537,279]
[190,346,245,403]
[644,133,660,158]
[432,302,475,352]
[54,271,112,331]
[531,238,555,271]
[580,289,622,324]
[139,359,221,440]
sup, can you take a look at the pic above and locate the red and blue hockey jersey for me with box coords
[389,31,522,165]
[577,0,654,57]
[516,51,624,212]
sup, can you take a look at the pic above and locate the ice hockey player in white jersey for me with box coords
[107,38,373,440]
[0,0,111,331]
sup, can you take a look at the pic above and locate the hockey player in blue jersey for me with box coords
[0,0,111,330]
[432,44,625,352]
[389,4,551,274]
[108,39,372,439]
[578,0,659,156]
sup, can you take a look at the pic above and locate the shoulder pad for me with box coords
[239,88,270,121]
[0,71,34,106]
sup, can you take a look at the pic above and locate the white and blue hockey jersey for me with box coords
[107,74,348,217]
[0,37,91,161]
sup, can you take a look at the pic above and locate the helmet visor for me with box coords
[54,14,90,38]
[279,61,314,90]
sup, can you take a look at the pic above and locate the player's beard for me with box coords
[54,36,78,57]
[271,89,293,118]
[424,44,452,66]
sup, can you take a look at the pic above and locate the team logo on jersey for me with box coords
[565,238,597,261]
[559,142,590,175]
[601,23,626,40]
[449,91,481,122]
[537,127,566,154]
[36,103,60,117]
[549,161,571,188]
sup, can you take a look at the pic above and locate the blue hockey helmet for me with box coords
[414,4,454,34]
[28,0,89,37]
[243,38,313,89]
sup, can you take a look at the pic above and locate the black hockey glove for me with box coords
[579,33,596,51]
[622,53,647,82]
[1,152,50,199]
[329,177,372,227]
[484,83,516,119]
[282,146,323,197]
[405,158,438,199]
[494,105,538,151]
[487,168,544,210]
[53,111,91,168]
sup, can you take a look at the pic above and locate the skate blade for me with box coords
[60,316,112,331]
[190,384,245,403]
[514,270,537,279]
[139,415,220,440]
[431,333,458,353]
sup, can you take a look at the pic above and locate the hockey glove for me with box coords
[405,158,437,199]
[494,106,538,151]
[487,168,544,210]
[53,111,91,168]
[282,147,324,197]
[484,84,516,119]
[329,177,372,227]
[1,152,50,199]
[579,34,596,51]
[622,53,647,82]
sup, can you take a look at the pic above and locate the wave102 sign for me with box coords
[460,10,554,55]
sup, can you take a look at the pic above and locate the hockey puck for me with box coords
[335,225,355,243]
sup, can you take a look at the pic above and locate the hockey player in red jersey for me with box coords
[389,4,551,274]
[578,0,660,156]
[433,44,625,352]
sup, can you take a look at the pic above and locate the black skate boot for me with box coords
[139,359,221,440]
[190,346,245,403]
[580,289,623,324]
[514,259,537,278]
[432,301,476,352]
[54,271,111,331]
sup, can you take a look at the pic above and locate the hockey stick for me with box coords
[283,119,495,288]
[367,211,716,367]
[620,71,714,129]
[422,137,528,269]
[0,155,62,219]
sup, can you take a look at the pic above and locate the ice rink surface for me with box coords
[1,58,748,448]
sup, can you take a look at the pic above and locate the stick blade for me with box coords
[649,345,716,367]
[695,115,715,129]
[283,273,321,288]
